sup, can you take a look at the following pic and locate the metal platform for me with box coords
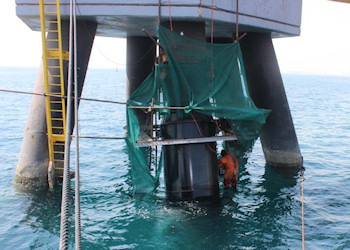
[16,0,302,38]
[136,135,236,147]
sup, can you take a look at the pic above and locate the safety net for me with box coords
[126,26,270,193]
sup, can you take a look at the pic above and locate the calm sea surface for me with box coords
[0,67,349,249]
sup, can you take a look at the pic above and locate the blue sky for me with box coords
[1,0,349,76]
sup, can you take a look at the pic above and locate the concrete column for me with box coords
[126,36,156,128]
[14,20,97,188]
[240,33,303,167]
[14,61,49,187]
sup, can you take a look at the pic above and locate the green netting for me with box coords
[126,26,270,193]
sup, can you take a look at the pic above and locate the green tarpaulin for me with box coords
[126,26,270,193]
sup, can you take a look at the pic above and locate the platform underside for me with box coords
[16,0,302,38]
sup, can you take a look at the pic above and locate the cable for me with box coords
[73,0,82,248]
[0,88,127,105]
[158,0,161,24]
[71,135,125,140]
[190,113,217,154]
[167,0,173,31]
[211,0,214,43]
[235,0,239,41]
[75,5,156,67]
[301,168,305,250]
[59,0,74,248]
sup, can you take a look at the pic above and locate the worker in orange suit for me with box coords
[218,144,239,190]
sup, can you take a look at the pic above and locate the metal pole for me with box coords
[149,98,155,170]
[236,0,239,41]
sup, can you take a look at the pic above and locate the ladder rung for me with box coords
[52,134,65,141]
[47,65,60,69]
[45,12,58,14]
[51,118,63,120]
[54,142,65,145]
[49,75,61,78]
[52,127,64,129]
[54,152,64,154]
[44,2,57,5]
[46,50,61,58]
[47,39,59,42]
[51,109,63,112]
[50,101,63,103]
[54,159,64,162]
[46,20,58,23]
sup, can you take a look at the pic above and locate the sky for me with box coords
[0,0,350,76]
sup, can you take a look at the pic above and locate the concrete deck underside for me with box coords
[16,0,302,38]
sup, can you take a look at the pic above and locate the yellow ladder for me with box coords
[39,0,69,188]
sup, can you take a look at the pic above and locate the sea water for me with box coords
[0,67,349,249]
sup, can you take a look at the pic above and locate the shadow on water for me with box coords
[237,164,301,248]
[14,187,61,234]
[14,186,76,248]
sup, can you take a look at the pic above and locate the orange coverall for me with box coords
[218,152,238,189]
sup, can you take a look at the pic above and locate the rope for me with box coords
[301,168,305,250]
[75,5,155,67]
[198,0,203,17]
[0,89,127,105]
[71,135,125,140]
[158,0,161,24]
[211,0,214,43]
[73,0,82,248]
[59,0,74,248]
[190,113,217,154]
[235,0,239,41]
[167,0,173,31]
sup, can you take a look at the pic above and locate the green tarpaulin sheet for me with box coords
[126,26,270,193]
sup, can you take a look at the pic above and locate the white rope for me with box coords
[73,0,82,248]
[301,168,305,250]
[59,0,74,248]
